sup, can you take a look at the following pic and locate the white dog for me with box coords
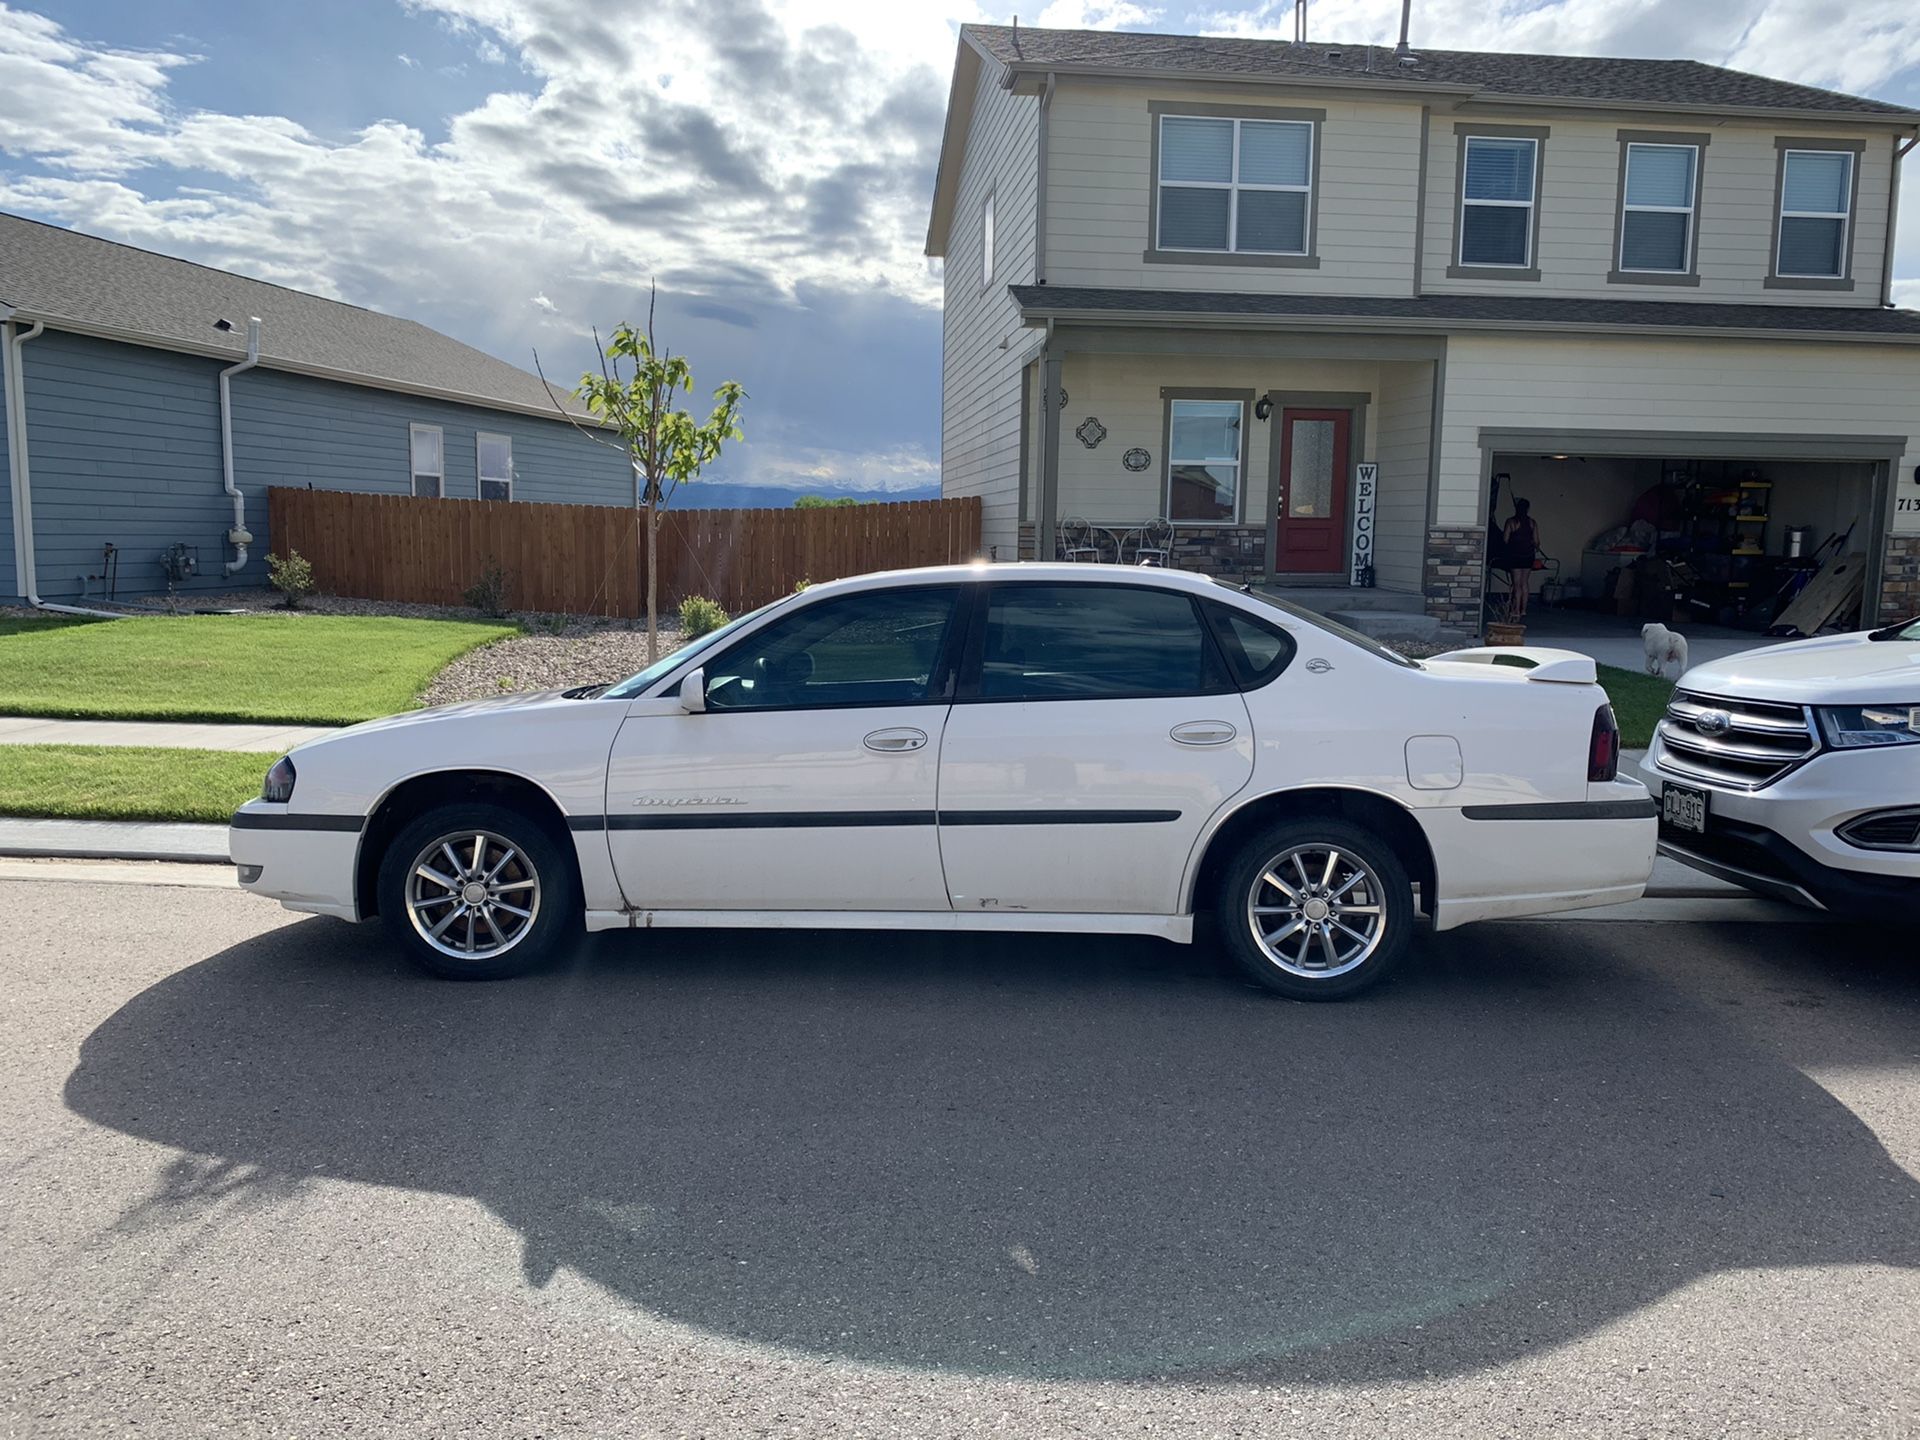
[1642,622,1689,680]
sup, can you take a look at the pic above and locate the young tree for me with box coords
[542,293,746,663]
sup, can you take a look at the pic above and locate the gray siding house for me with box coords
[927,25,1920,631]
[0,213,630,605]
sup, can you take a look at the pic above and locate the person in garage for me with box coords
[1503,498,1544,620]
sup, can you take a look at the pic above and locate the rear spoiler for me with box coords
[1429,646,1598,685]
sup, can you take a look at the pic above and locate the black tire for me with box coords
[1214,817,1415,1000]
[376,802,578,980]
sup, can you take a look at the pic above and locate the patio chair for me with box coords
[1134,516,1173,567]
[1058,516,1101,563]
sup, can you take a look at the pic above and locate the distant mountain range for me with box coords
[664,482,942,510]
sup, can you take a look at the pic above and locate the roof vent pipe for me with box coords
[218,316,261,575]
[1395,0,1416,61]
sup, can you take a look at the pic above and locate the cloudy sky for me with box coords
[1,0,1916,498]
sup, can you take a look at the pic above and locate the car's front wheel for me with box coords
[1215,818,1414,1000]
[376,802,577,979]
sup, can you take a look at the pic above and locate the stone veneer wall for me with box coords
[1423,526,1486,632]
[1880,535,1920,623]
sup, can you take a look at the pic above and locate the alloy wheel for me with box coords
[405,829,542,961]
[1245,843,1388,980]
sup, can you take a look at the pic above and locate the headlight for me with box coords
[261,756,297,803]
[1814,705,1920,749]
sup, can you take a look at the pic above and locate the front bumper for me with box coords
[229,801,365,921]
[1640,739,1920,919]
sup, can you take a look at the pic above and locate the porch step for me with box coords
[1323,609,1446,643]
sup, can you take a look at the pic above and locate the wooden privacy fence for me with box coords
[267,488,983,617]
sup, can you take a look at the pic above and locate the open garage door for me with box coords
[1480,434,1889,637]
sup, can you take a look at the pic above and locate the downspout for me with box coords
[3,314,124,618]
[218,316,261,573]
[1035,72,1056,285]
[1883,133,1918,308]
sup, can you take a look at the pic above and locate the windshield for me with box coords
[602,598,786,699]
[1218,581,1422,669]
[1869,616,1920,642]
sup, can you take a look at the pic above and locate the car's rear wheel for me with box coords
[377,802,576,980]
[1215,818,1414,1000]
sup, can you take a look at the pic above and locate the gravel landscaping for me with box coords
[421,628,688,705]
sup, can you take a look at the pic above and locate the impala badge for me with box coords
[1305,658,1334,674]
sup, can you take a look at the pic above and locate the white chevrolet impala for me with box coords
[231,565,1656,998]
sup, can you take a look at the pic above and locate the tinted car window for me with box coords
[1203,602,1297,688]
[975,584,1229,700]
[704,588,959,711]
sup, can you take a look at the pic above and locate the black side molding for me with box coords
[582,808,1186,831]
[1462,799,1659,822]
[230,812,365,832]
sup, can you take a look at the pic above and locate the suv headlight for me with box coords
[1814,705,1920,749]
[261,756,297,803]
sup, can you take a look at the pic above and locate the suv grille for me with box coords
[1656,690,1817,791]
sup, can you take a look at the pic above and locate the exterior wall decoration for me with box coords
[1076,417,1108,449]
[1123,447,1151,471]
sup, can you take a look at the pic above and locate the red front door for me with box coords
[1274,408,1351,574]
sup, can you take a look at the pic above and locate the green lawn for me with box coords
[1596,664,1674,750]
[0,614,514,724]
[0,745,268,824]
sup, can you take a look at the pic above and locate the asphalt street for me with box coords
[3,867,1918,1438]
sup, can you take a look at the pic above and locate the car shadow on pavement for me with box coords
[63,916,1920,1383]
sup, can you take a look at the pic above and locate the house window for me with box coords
[981,188,995,288]
[1156,115,1313,255]
[1776,148,1854,279]
[1618,143,1699,274]
[477,433,512,502]
[409,423,444,498]
[1458,135,1539,268]
[1165,397,1243,523]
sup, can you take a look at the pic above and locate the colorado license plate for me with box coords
[1661,783,1708,834]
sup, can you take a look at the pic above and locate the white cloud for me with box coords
[1035,0,1163,28]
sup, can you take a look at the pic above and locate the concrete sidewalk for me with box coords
[0,716,339,752]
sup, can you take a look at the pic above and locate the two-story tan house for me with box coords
[926,24,1920,634]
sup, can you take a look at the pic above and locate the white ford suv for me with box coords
[1643,616,1920,917]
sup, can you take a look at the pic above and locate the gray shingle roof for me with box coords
[966,24,1920,119]
[1009,285,1920,339]
[0,211,594,419]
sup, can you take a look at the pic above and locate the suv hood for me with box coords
[1680,631,1920,705]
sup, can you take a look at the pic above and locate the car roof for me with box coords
[802,562,1233,600]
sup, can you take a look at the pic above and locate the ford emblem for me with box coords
[1694,709,1732,738]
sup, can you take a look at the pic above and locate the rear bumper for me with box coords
[1420,784,1658,929]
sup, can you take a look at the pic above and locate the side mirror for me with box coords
[678,667,707,714]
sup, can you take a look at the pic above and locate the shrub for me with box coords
[464,562,512,619]
[793,578,812,594]
[267,550,315,610]
[678,595,728,638]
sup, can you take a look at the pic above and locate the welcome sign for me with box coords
[1350,462,1378,585]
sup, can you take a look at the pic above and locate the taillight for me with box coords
[1588,704,1620,783]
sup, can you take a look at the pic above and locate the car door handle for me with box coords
[1170,721,1238,747]
[864,727,928,753]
